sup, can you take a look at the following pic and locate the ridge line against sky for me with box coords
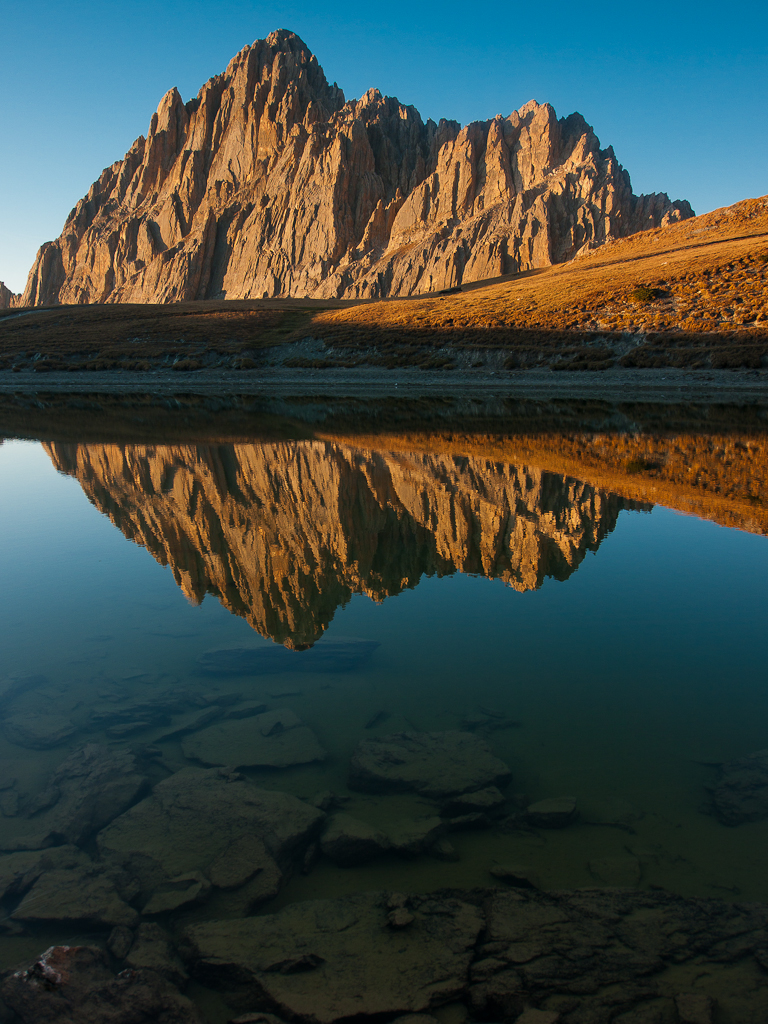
[1,0,766,294]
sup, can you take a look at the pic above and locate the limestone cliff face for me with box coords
[22,30,692,306]
[0,282,20,310]
[45,440,643,646]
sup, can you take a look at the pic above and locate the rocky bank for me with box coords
[11,30,691,309]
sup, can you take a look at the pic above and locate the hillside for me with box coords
[0,195,765,374]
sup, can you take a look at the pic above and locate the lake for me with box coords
[1,392,767,1022]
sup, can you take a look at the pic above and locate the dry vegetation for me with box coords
[0,303,320,373]
[1,196,767,373]
[321,428,768,536]
[311,196,768,370]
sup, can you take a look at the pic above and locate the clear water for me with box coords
[1,420,767,994]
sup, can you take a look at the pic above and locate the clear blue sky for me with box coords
[1,0,766,293]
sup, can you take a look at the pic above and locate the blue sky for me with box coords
[1,0,766,293]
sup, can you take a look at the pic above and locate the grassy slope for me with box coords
[1,196,766,372]
[311,196,768,369]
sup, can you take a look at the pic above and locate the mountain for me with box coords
[17,30,692,308]
[44,439,644,647]
[0,282,20,310]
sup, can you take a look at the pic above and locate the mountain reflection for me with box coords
[45,441,647,647]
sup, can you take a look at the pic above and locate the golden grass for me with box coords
[1,196,766,371]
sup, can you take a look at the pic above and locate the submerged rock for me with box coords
[107,925,134,959]
[0,674,49,709]
[182,709,326,769]
[349,731,511,798]
[97,767,323,907]
[126,922,188,985]
[155,706,224,741]
[430,838,459,861]
[386,817,446,856]
[3,712,76,750]
[12,866,139,928]
[28,744,148,846]
[441,786,507,817]
[320,814,391,866]
[710,749,768,825]
[675,993,715,1024]
[0,845,90,902]
[184,885,768,1021]
[6,885,768,1022]
[488,863,541,889]
[198,639,379,676]
[224,701,269,720]
[142,871,211,915]
[526,796,577,828]
[0,944,203,1023]
[467,887,768,1020]
[208,835,274,889]
[185,891,484,1022]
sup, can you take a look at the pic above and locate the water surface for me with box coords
[1,398,767,1015]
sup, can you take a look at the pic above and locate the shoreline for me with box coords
[2,366,768,402]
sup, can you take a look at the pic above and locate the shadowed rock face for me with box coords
[20,30,691,307]
[45,440,643,647]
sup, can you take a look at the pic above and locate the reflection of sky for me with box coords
[2,437,768,767]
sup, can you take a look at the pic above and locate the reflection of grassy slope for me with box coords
[319,430,768,536]
[1,197,766,371]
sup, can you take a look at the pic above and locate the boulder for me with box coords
[710,749,768,825]
[0,944,203,1023]
[320,814,390,866]
[185,891,484,1022]
[349,731,510,798]
[182,710,326,769]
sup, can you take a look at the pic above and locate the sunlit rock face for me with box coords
[21,30,691,306]
[46,441,643,646]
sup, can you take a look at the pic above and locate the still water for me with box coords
[1,398,768,1020]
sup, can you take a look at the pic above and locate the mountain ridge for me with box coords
[9,29,692,309]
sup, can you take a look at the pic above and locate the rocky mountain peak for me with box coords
[17,31,693,306]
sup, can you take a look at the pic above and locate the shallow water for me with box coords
[1,402,768,1016]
